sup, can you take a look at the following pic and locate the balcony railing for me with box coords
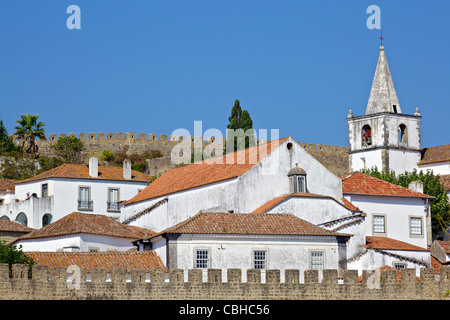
[107,201,120,212]
[77,200,93,211]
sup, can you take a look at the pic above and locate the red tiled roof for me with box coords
[16,163,153,184]
[26,251,167,272]
[0,179,17,193]
[12,212,155,243]
[125,138,289,205]
[148,212,352,239]
[420,145,450,165]
[362,236,429,252]
[0,219,34,233]
[440,174,450,192]
[340,172,434,199]
[436,240,450,254]
[251,193,362,214]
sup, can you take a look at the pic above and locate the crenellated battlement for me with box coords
[1,264,448,300]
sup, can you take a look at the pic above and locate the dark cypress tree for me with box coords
[225,100,255,152]
[0,119,19,155]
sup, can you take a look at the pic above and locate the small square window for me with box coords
[195,249,209,269]
[253,250,267,269]
[310,251,324,270]
[373,215,386,234]
[410,217,422,235]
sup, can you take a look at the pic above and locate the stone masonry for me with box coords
[1,264,448,300]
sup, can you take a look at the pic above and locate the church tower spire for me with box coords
[365,45,401,115]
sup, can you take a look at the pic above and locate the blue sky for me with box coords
[0,0,449,148]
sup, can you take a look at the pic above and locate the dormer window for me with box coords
[288,164,307,193]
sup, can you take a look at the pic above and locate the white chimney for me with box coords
[408,180,423,194]
[89,157,98,178]
[123,159,132,180]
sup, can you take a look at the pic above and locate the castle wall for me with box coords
[31,134,349,177]
[0,263,448,300]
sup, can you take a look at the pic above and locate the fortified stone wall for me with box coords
[1,264,448,300]
[31,133,349,176]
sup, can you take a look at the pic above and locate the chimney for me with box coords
[123,159,132,180]
[89,157,98,178]
[408,180,423,194]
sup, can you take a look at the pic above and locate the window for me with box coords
[310,251,324,270]
[362,125,372,146]
[253,250,267,269]
[410,217,423,236]
[393,262,407,270]
[373,215,386,234]
[42,213,52,227]
[398,124,407,144]
[195,249,209,269]
[294,176,305,193]
[15,212,28,226]
[107,188,120,211]
[41,183,48,198]
[78,186,93,210]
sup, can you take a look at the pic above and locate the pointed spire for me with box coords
[365,46,401,115]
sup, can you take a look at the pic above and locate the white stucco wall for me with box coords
[4,178,148,229]
[154,234,345,282]
[16,233,136,252]
[418,162,450,175]
[344,194,430,248]
[123,137,343,232]
[348,248,430,276]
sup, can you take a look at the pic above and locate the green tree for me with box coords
[362,167,450,236]
[225,99,255,152]
[13,114,45,158]
[0,240,35,278]
[0,156,40,180]
[51,136,84,164]
[0,119,20,155]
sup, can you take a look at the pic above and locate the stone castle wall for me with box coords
[1,263,448,300]
[31,133,349,176]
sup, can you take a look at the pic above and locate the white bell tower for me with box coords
[347,45,422,173]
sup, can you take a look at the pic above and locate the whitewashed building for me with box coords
[132,212,351,281]
[11,211,154,252]
[0,158,152,229]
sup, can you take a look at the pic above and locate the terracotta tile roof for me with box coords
[251,193,362,214]
[430,255,449,274]
[147,212,353,239]
[420,145,450,165]
[340,172,434,199]
[0,219,34,233]
[362,236,429,252]
[16,163,153,184]
[26,251,167,272]
[440,174,450,192]
[125,138,289,205]
[0,179,17,193]
[436,240,450,254]
[11,212,155,243]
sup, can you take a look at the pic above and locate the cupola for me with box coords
[288,164,307,193]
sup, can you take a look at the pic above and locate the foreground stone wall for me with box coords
[1,264,448,300]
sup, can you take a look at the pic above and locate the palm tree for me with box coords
[13,114,46,157]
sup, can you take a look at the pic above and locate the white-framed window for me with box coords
[41,183,48,198]
[253,250,267,269]
[393,262,407,270]
[373,214,386,234]
[78,186,93,210]
[409,216,423,236]
[293,176,306,193]
[195,249,209,269]
[107,188,120,211]
[310,251,324,270]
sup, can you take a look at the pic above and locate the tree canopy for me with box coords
[225,99,255,152]
[0,119,20,155]
[13,114,45,157]
[52,136,84,164]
